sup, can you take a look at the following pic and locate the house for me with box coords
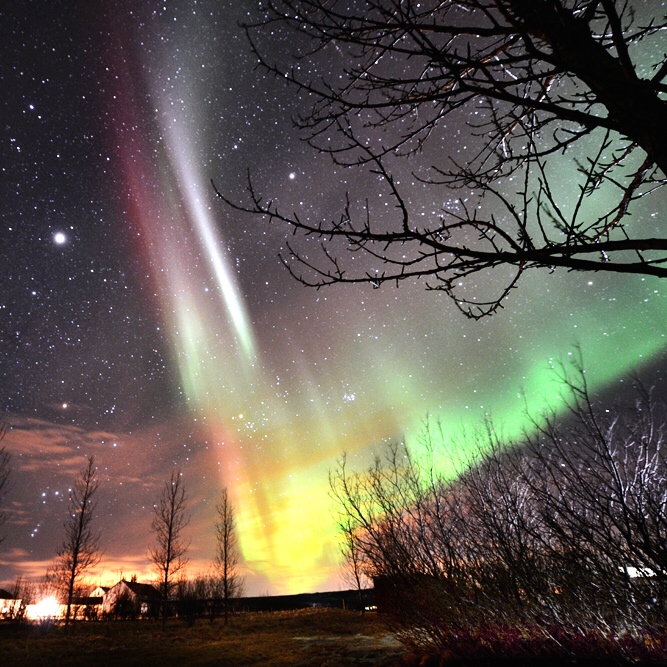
[103,580,160,618]
[88,585,110,599]
[0,588,23,619]
[69,585,110,620]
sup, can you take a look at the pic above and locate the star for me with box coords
[53,232,67,245]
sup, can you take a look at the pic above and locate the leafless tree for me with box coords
[337,513,371,613]
[176,574,209,626]
[52,456,101,628]
[149,469,190,628]
[7,575,32,622]
[521,355,667,628]
[214,487,244,624]
[217,1,667,318]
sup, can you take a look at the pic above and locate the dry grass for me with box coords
[0,609,406,667]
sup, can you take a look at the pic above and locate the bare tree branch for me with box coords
[149,469,190,629]
[218,0,667,317]
[330,357,667,660]
[214,487,244,623]
[52,456,101,628]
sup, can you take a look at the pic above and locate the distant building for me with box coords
[0,588,23,619]
[88,585,110,598]
[103,580,160,618]
[238,588,375,613]
[68,585,111,620]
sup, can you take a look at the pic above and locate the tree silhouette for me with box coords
[217,0,667,318]
[330,360,667,661]
[149,469,189,628]
[214,487,244,624]
[53,456,101,628]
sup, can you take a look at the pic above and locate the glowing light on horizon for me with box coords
[29,596,60,620]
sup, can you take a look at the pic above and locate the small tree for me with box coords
[53,456,101,628]
[214,487,244,624]
[339,513,371,614]
[176,574,209,626]
[149,469,190,628]
[8,575,31,623]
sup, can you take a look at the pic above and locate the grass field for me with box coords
[0,609,407,667]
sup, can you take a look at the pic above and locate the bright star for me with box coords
[288,172,296,180]
[54,232,67,245]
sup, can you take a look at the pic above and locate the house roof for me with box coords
[89,585,110,595]
[0,588,14,599]
[121,580,160,599]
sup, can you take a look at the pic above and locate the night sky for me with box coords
[1,1,666,596]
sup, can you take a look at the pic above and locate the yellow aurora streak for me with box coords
[127,75,349,591]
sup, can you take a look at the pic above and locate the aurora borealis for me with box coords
[1,1,667,596]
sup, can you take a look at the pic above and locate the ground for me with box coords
[0,608,407,667]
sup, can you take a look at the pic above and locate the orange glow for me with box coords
[28,596,61,620]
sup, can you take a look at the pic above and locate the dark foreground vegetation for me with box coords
[0,609,404,667]
[332,358,667,665]
[2,607,666,667]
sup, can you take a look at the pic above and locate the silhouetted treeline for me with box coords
[331,358,667,663]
